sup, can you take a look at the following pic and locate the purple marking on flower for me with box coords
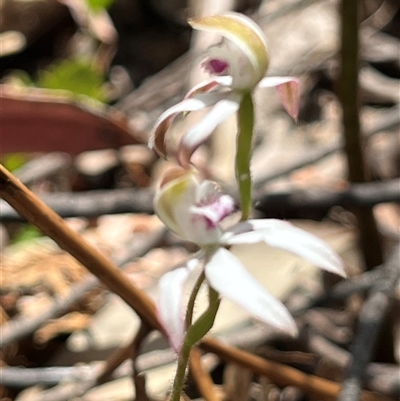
[202,58,229,75]
[191,194,235,229]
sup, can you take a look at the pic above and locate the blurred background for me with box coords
[1,0,399,400]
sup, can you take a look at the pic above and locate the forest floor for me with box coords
[1,0,399,400]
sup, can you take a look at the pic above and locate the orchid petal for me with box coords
[178,92,241,166]
[149,93,222,158]
[205,248,297,335]
[223,219,346,277]
[184,76,233,99]
[157,266,190,353]
[258,77,300,121]
[189,13,269,88]
[153,171,197,238]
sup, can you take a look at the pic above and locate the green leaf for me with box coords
[2,153,29,171]
[11,225,43,244]
[4,70,34,86]
[185,286,220,347]
[37,58,106,102]
[85,0,115,12]
[235,92,254,220]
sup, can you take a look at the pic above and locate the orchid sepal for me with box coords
[258,76,300,122]
[205,248,298,335]
[222,219,346,277]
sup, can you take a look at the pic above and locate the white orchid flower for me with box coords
[155,169,346,352]
[149,12,300,168]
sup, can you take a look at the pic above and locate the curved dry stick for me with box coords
[189,347,220,401]
[0,187,154,221]
[0,228,166,347]
[0,165,390,401]
[201,337,392,401]
[256,178,400,218]
[0,165,160,330]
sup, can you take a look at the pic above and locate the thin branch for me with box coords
[2,174,398,224]
[253,105,400,193]
[201,337,392,401]
[189,346,220,401]
[256,178,400,218]
[131,323,153,401]
[20,323,153,401]
[0,187,154,221]
[338,0,383,269]
[0,228,166,347]
[0,165,160,330]
[338,245,400,401]
[306,329,400,397]
[290,262,387,316]
[0,165,393,401]
[13,153,71,185]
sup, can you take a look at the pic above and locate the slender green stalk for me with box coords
[236,92,255,221]
[185,270,205,328]
[169,341,192,401]
[169,271,203,401]
[170,265,220,400]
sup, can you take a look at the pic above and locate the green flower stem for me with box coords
[170,270,221,400]
[185,270,206,328]
[236,92,255,221]
[169,340,191,401]
[169,271,205,401]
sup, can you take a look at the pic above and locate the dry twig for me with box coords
[338,245,400,401]
[0,165,392,401]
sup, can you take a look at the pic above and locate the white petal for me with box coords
[205,248,297,335]
[224,219,346,277]
[258,76,297,88]
[158,267,190,353]
[178,92,241,166]
[184,76,233,99]
[155,94,222,129]
[149,93,223,156]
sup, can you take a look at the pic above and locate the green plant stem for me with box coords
[170,341,192,401]
[170,271,220,400]
[185,270,205,328]
[169,270,206,401]
[236,92,255,221]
